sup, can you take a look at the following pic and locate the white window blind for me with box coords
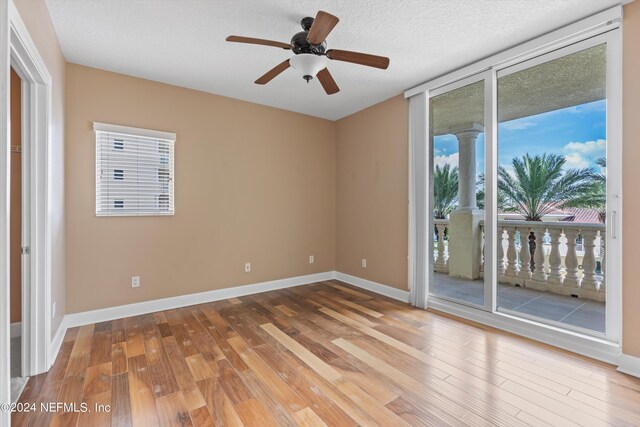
[94,123,175,216]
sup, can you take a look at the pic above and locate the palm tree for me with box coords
[476,173,508,210]
[563,157,606,222]
[433,164,459,219]
[498,153,595,221]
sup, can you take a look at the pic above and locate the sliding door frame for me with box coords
[406,6,622,364]
[484,69,498,314]
[426,72,492,311]
[493,31,622,343]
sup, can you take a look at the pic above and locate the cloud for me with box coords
[434,152,459,168]
[563,139,606,155]
[566,101,606,115]
[499,164,517,179]
[436,134,457,142]
[564,153,590,169]
[501,120,537,131]
[563,139,605,170]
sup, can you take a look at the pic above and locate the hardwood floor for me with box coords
[11,280,640,426]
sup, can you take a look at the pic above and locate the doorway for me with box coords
[413,22,622,361]
[9,65,27,400]
[493,41,611,336]
[428,77,486,308]
[2,2,54,419]
[427,38,615,337]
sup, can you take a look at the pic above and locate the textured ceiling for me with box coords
[45,0,620,121]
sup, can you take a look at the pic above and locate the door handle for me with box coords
[611,211,617,239]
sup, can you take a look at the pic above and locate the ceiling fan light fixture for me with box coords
[227,10,389,95]
[289,54,327,82]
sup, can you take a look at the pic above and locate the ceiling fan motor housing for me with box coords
[291,17,327,55]
[301,16,314,31]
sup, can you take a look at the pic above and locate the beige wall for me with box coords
[13,0,66,336]
[335,95,408,290]
[622,1,640,358]
[65,64,335,313]
[10,68,21,324]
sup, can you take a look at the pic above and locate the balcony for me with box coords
[433,219,606,333]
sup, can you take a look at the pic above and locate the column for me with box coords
[455,129,480,212]
[446,125,483,280]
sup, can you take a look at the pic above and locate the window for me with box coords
[94,122,175,216]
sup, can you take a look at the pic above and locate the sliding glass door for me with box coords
[428,77,486,308]
[495,41,610,336]
[426,31,621,343]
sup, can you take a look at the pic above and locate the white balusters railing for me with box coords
[599,238,606,298]
[546,228,564,288]
[497,225,506,278]
[580,229,599,298]
[476,220,605,302]
[529,225,548,288]
[504,226,519,279]
[517,228,532,282]
[563,228,581,291]
[434,219,449,273]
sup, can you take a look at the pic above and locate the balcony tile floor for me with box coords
[432,272,605,333]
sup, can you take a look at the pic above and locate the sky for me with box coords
[433,99,606,176]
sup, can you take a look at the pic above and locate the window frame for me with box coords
[93,122,176,217]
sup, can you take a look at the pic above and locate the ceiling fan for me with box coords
[226,11,390,95]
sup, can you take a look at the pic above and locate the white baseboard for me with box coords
[334,272,410,302]
[428,296,621,365]
[49,318,67,368]
[65,271,335,329]
[46,270,634,378]
[50,270,396,366]
[618,353,640,378]
[10,322,21,338]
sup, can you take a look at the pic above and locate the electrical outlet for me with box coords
[309,255,315,264]
[244,262,251,273]
[132,276,140,288]
[361,258,367,268]
[52,302,56,319]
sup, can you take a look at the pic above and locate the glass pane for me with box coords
[429,80,486,307]
[496,44,606,335]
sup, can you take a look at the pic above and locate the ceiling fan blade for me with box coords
[226,35,291,50]
[326,49,390,69]
[307,11,339,45]
[255,59,291,85]
[316,68,340,95]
